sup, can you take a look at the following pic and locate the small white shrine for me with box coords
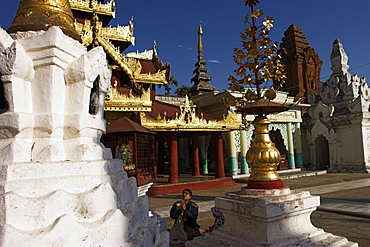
[302,39,370,173]
[0,1,168,246]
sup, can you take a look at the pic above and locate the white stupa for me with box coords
[0,0,168,246]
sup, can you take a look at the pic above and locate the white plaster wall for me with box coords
[337,126,363,163]
[0,26,169,247]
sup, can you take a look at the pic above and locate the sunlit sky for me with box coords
[1,0,369,94]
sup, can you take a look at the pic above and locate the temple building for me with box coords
[276,24,323,108]
[68,0,243,186]
[69,0,170,186]
[189,24,308,176]
[302,40,370,173]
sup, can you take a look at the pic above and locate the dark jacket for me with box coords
[170,200,200,229]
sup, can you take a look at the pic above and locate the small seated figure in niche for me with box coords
[121,142,134,171]
[208,207,225,232]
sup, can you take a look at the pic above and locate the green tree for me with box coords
[175,85,191,97]
[159,75,178,95]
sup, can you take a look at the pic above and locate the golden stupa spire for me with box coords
[7,0,81,42]
[198,22,203,55]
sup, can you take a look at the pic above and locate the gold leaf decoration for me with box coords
[245,89,257,101]
[264,88,276,100]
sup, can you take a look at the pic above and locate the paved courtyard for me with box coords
[148,172,370,246]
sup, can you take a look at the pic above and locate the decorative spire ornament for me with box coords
[330,39,349,77]
[189,22,216,96]
[229,0,292,189]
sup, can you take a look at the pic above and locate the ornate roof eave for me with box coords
[97,38,168,85]
[101,26,135,43]
[140,96,244,131]
[69,0,116,18]
[104,83,152,112]
[140,111,243,132]
[152,45,171,82]
[126,46,170,83]
[74,21,134,46]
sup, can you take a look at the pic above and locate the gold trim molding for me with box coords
[140,96,244,131]
[105,83,152,112]
[69,0,116,17]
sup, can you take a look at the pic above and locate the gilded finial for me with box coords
[7,0,81,42]
[153,40,157,56]
[198,22,203,35]
[198,22,203,54]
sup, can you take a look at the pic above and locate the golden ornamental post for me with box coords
[228,0,295,189]
[246,116,283,189]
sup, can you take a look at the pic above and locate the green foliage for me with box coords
[159,75,179,95]
[175,85,191,97]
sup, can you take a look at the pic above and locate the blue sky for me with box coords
[1,1,370,95]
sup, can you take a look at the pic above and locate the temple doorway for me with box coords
[315,134,330,170]
[270,129,288,170]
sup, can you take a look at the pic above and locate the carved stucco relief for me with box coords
[306,119,337,144]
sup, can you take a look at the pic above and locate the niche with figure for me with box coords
[89,75,100,115]
[0,76,8,114]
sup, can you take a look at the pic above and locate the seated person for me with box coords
[209,206,225,232]
[170,189,205,241]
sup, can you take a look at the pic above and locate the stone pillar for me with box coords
[227,131,238,176]
[214,132,225,178]
[199,135,209,174]
[295,122,303,168]
[287,122,296,169]
[192,132,201,176]
[168,132,179,183]
[157,135,165,173]
[239,130,249,174]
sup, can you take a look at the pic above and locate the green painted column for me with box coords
[239,130,249,174]
[227,131,238,176]
[199,135,209,174]
[295,122,303,168]
[287,122,296,169]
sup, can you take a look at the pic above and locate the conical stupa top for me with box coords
[7,0,81,42]
[330,39,349,76]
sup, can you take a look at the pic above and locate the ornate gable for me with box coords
[140,96,243,131]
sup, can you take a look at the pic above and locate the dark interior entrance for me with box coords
[315,134,330,170]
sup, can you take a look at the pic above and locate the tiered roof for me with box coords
[69,0,170,113]
[189,24,216,96]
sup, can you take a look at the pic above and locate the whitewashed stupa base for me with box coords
[0,25,168,247]
[187,187,357,247]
